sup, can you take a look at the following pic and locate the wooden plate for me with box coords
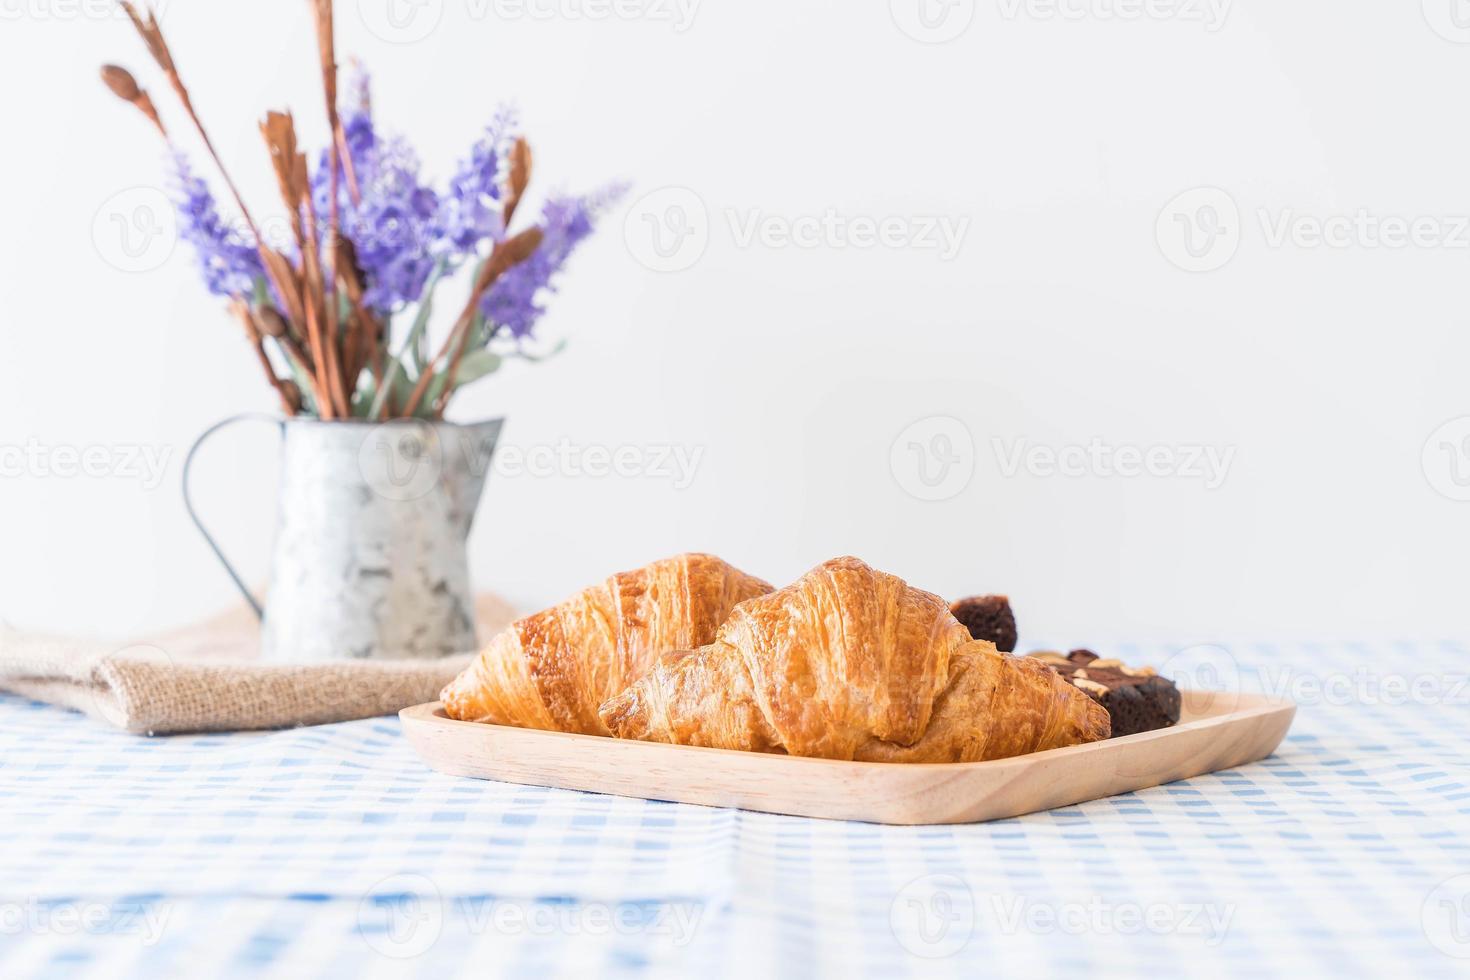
[400,690,1295,825]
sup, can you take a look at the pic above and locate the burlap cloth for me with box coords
[0,594,517,735]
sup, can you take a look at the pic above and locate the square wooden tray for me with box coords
[400,690,1295,825]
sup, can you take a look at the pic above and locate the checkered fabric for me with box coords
[1,641,1467,979]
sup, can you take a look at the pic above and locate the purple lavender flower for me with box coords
[169,150,262,297]
[436,108,517,255]
[311,68,439,312]
[482,187,623,340]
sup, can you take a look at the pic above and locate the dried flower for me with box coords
[254,305,289,338]
[483,187,623,340]
[169,150,264,298]
[100,64,165,136]
[104,5,619,419]
[435,108,517,254]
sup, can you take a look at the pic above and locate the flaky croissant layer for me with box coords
[599,556,1110,762]
[441,553,773,735]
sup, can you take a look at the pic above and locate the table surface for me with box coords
[1,640,1468,979]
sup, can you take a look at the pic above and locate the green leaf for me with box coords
[508,339,568,363]
[452,348,503,387]
[421,349,503,410]
[367,258,449,419]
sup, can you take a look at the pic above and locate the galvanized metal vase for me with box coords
[183,416,502,662]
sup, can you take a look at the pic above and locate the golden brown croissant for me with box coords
[598,556,1110,762]
[441,553,772,735]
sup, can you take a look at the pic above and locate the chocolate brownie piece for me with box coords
[950,595,1017,652]
[1028,650,1181,737]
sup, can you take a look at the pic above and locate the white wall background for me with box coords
[2,0,1468,645]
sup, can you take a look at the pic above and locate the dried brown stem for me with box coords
[100,65,167,137]
[401,226,543,418]
[298,185,348,419]
[120,1,306,406]
[502,137,532,228]
[231,300,298,415]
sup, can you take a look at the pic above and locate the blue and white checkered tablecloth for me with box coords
[1,640,1468,979]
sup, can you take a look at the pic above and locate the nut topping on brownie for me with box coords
[1027,649,1181,738]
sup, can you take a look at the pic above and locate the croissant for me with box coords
[598,556,1110,762]
[441,553,773,735]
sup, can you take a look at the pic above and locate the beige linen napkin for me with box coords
[0,594,516,735]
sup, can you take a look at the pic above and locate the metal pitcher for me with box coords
[184,416,502,662]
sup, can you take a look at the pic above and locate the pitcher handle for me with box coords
[181,412,284,620]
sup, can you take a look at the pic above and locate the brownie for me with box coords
[950,595,1017,652]
[1028,649,1181,738]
